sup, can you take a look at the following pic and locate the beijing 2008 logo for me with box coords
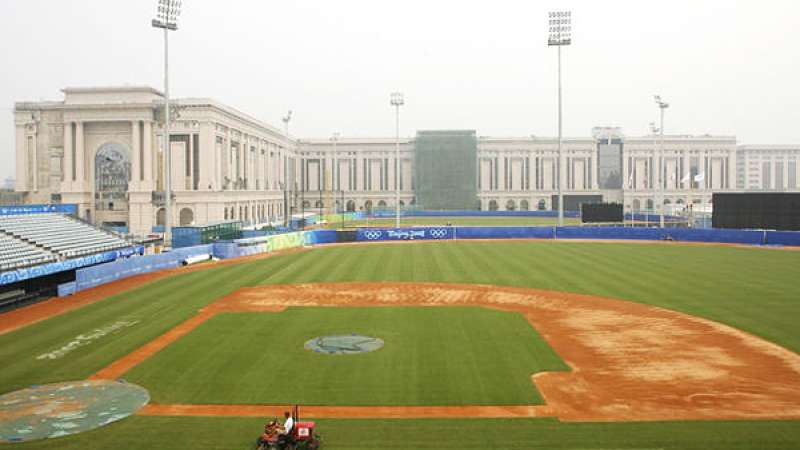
[363,230,383,240]
[430,229,448,239]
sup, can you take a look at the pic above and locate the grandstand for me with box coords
[0,234,57,272]
[0,207,138,310]
[0,213,130,262]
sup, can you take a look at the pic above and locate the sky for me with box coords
[1,0,799,181]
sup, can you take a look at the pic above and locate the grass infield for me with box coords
[1,241,799,449]
[125,307,567,405]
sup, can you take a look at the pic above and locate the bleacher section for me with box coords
[0,233,57,271]
[0,214,130,260]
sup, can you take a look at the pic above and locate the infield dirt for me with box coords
[96,282,800,422]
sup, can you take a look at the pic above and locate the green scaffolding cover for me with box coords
[414,130,478,210]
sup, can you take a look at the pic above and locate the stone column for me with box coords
[75,121,86,191]
[130,121,141,191]
[62,122,73,191]
[143,121,154,191]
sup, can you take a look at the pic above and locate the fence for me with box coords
[354,226,798,247]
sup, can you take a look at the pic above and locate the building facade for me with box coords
[15,87,295,236]
[14,86,795,236]
[736,145,800,191]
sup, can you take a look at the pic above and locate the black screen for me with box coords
[712,193,800,231]
[582,203,624,223]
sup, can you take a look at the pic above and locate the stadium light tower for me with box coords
[282,110,292,136]
[152,0,181,246]
[548,11,571,226]
[654,95,669,228]
[390,92,404,229]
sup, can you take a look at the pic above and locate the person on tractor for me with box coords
[282,411,294,436]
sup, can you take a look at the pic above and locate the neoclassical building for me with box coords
[14,86,796,235]
[15,87,294,236]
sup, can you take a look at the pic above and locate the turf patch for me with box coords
[125,306,567,406]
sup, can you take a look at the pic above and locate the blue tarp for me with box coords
[357,227,455,241]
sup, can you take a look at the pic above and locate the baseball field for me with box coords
[2,240,799,449]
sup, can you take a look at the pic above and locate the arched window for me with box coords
[346,200,356,212]
[633,199,641,211]
[537,199,547,211]
[676,198,685,205]
[315,200,323,208]
[95,143,130,211]
[364,200,373,212]
[224,208,229,221]
[664,199,672,205]
[302,200,311,208]
[520,200,530,211]
[399,200,405,207]
[156,208,166,227]
[488,200,499,211]
[179,208,194,226]
[505,199,516,211]
[378,200,387,207]
[645,199,654,210]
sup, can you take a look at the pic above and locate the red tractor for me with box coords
[255,405,321,450]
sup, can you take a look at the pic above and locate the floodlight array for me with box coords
[154,0,182,29]
[548,11,572,46]
[390,92,405,106]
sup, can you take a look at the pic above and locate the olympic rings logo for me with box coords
[430,229,448,239]
[363,230,383,240]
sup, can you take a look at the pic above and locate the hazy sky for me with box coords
[2,0,799,181]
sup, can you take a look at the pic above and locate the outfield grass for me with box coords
[2,240,799,449]
[125,307,567,405]
[9,416,800,450]
[321,215,581,228]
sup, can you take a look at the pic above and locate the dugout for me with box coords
[0,269,75,312]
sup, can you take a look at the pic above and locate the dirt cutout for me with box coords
[129,282,800,422]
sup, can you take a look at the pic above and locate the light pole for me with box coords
[649,121,659,227]
[331,132,340,223]
[390,92,404,229]
[548,11,571,227]
[282,110,292,136]
[152,0,181,247]
[654,95,669,228]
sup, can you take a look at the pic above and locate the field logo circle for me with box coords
[0,380,149,443]
[305,335,384,355]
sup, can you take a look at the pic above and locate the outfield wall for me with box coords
[356,226,798,247]
[53,227,799,298]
